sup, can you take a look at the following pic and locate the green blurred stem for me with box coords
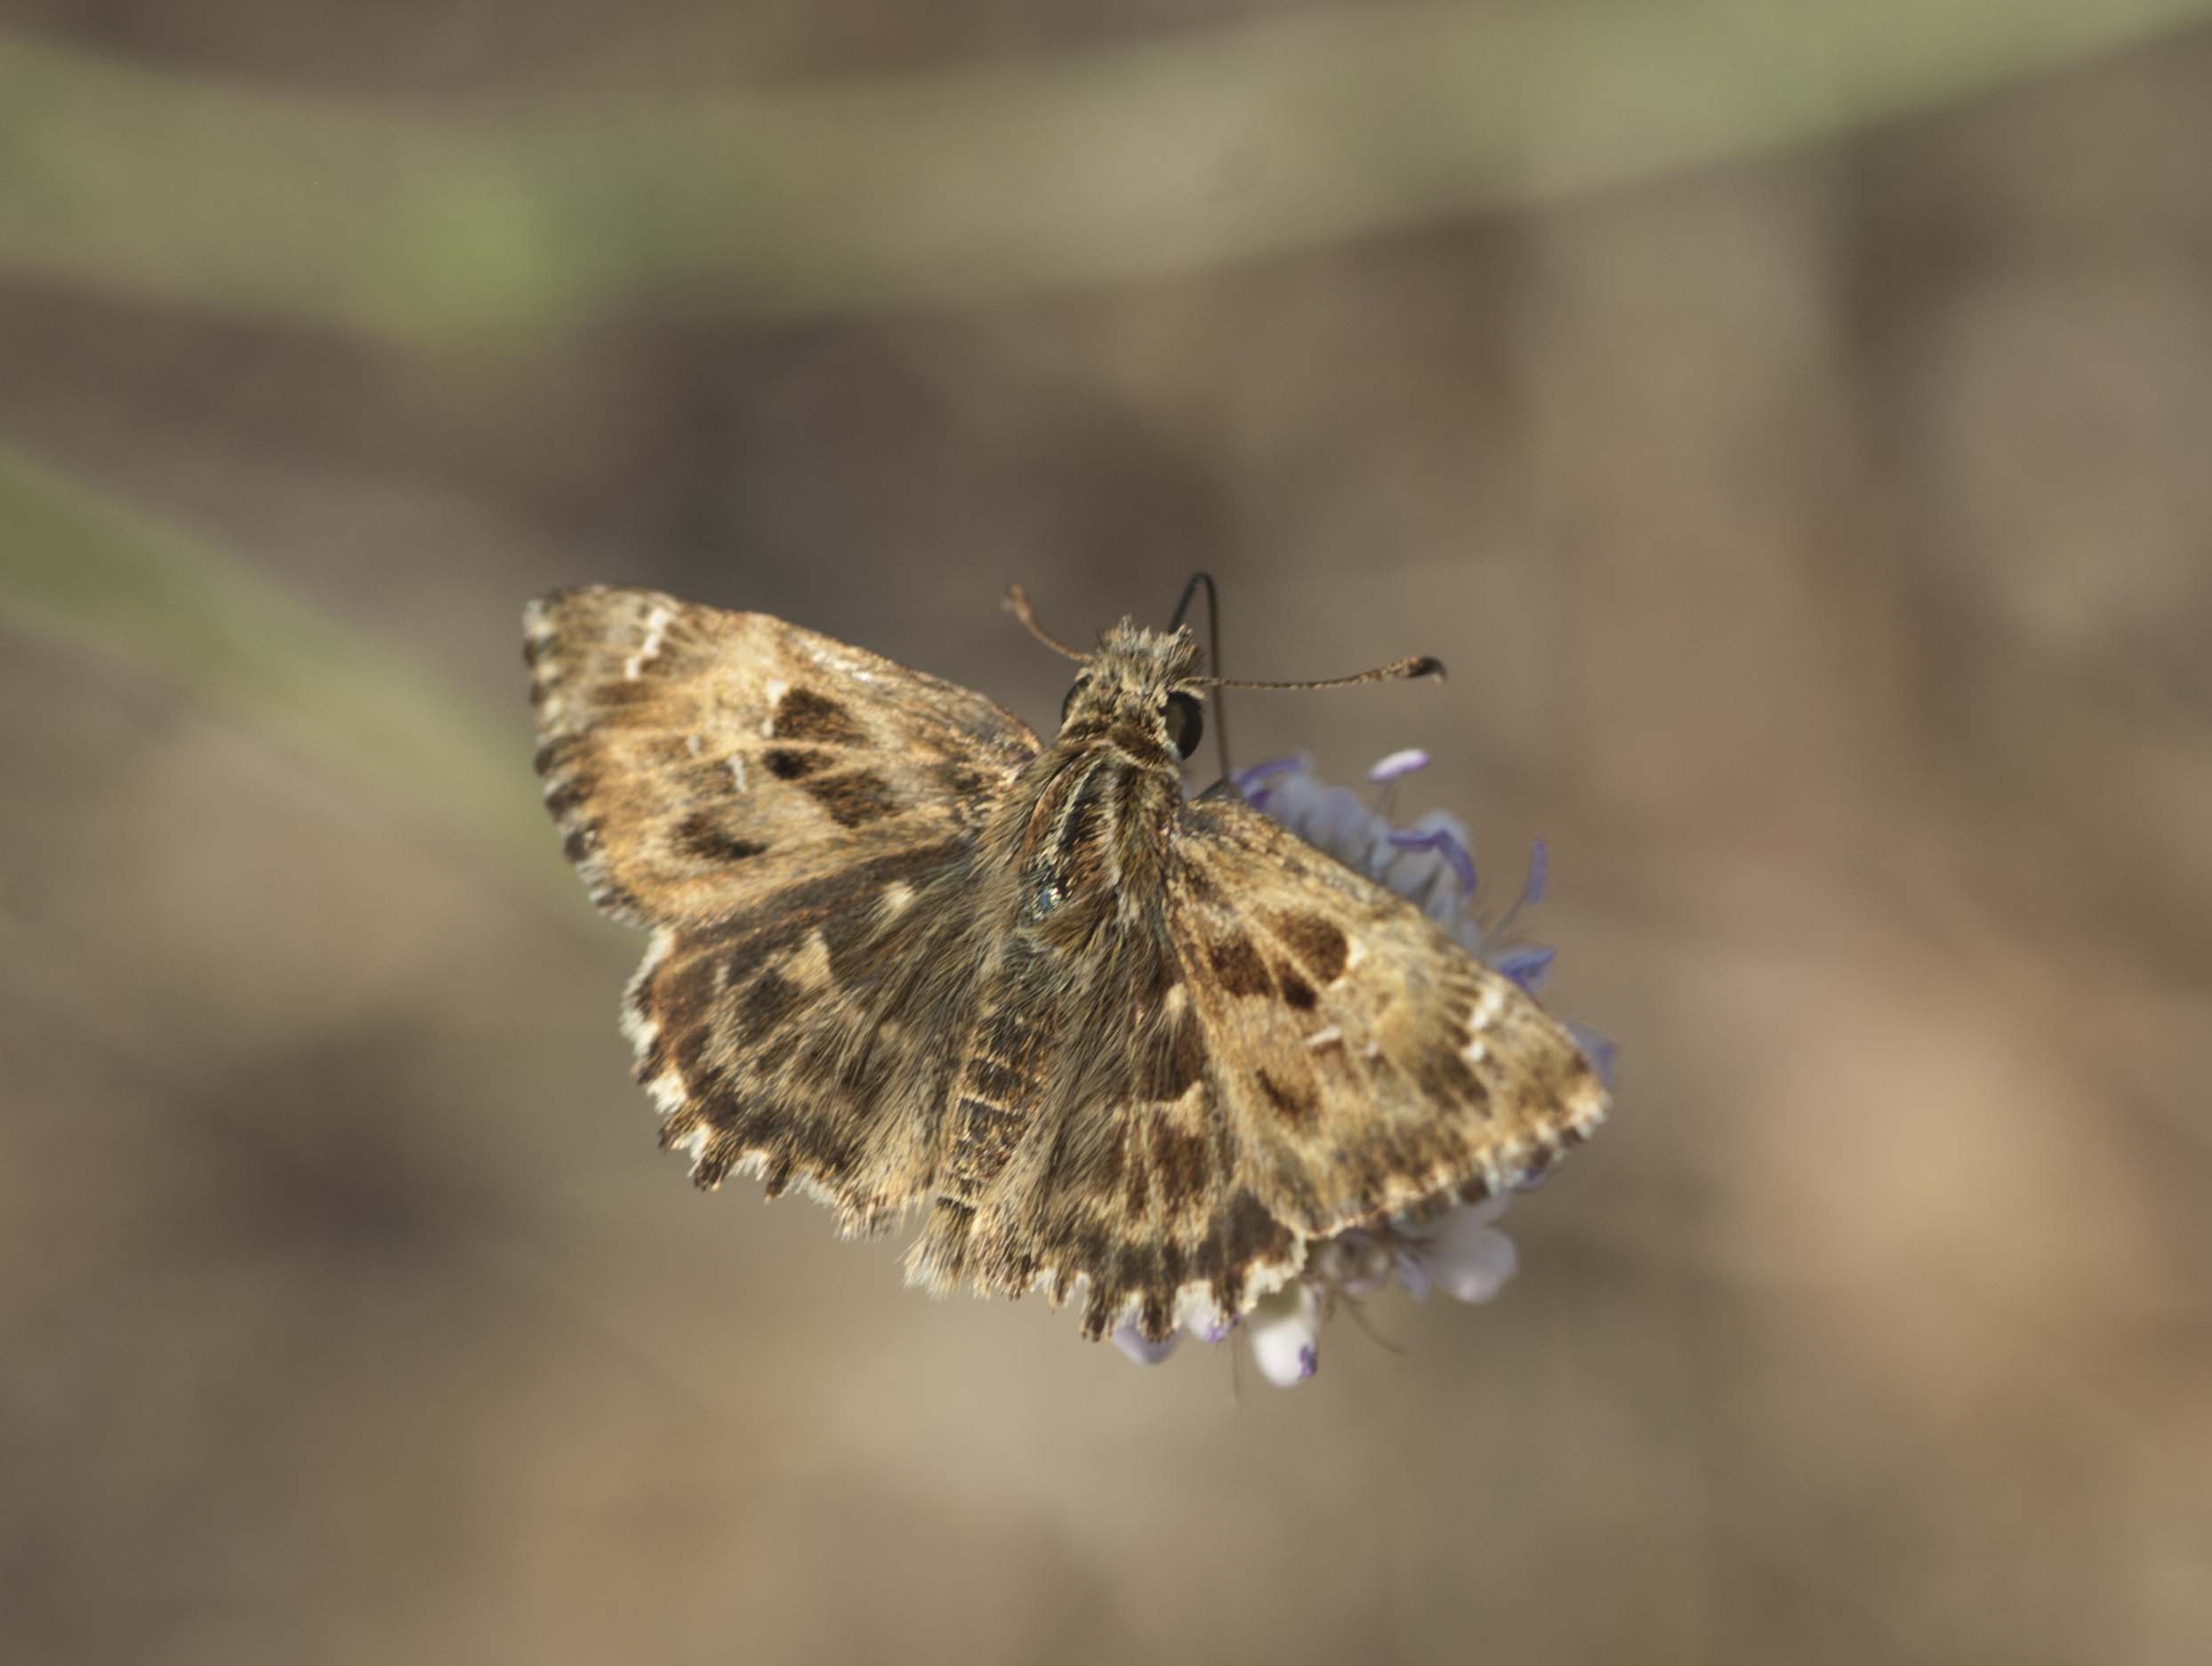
[0,447,556,887]
[4,1,2208,344]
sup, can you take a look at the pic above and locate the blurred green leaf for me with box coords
[0,447,558,888]
[3,1,2208,345]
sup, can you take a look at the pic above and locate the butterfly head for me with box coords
[1057,620,1206,762]
[1006,582,1444,775]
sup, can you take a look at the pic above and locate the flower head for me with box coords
[1114,752,1611,1385]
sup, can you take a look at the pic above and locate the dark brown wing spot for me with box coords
[1149,1121,1211,1211]
[707,840,965,975]
[671,1018,717,1082]
[1256,1068,1317,1127]
[675,811,769,864]
[804,770,898,829]
[947,1095,1029,1196]
[1123,1153,1152,1213]
[1209,935,1274,999]
[934,759,995,801]
[1138,1009,1208,1100]
[967,1051,1027,1105]
[1275,966,1317,1010]
[1205,1189,1297,1311]
[653,954,720,1044]
[690,1143,734,1189]
[1275,913,1350,984]
[1135,1283,1171,1342]
[765,747,829,780]
[1413,1045,1487,1111]
[771,688,865,744]
[1099,1123,1128,1190]
[738,968,800,1034]
[1081,1282,1119,1340]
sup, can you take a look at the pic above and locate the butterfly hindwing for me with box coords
[906,927,1307,1340]
[1169,794,1608,1237]
[912,793,1606,1343]
[624,840,1000,1233]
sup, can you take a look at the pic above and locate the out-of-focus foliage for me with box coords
[4,2,2209,342]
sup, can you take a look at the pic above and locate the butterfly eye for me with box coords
[1060,677,1090,724]
[1162,691,1204,761]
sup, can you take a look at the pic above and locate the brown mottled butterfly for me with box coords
[525,584,1605,1342]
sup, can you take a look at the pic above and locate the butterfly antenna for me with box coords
[1165,572,1233,780]
[1194,654,1445,691]
[1003,584,1089,663]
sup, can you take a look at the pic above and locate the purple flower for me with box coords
[1366,748,1432,784]
[1114,753,1613,1386]
[1245,1284,1324,1386]
[1109,1326,1184,1366]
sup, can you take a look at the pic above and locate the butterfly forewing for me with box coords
[526,584,1039,927]
[527,586,1038,1227]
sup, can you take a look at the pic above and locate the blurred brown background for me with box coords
[4,4,2210,1663]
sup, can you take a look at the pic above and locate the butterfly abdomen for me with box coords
[942,955,1061,1198]
[911,743,1176,1284]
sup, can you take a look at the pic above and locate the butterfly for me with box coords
[524,584,1607,1344]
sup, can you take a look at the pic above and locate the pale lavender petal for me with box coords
[1394,1251,1433,1301]
[1246,1285,1323,1388]
[1387,822,1476,897]
[1272,779,1396,880]
[1381,818,1476,926]
[1336,1261,1391,1297]
[1110,1324,1183,1365]
[1423,1210,1520,1304]
[1367,748,1431,784]
[1314,785,1388,866]
[1178,1294,1236,1345]
[1232,755,1306,806]
[1523,838,1549,906]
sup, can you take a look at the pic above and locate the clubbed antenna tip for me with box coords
[1005,584,1088,663]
